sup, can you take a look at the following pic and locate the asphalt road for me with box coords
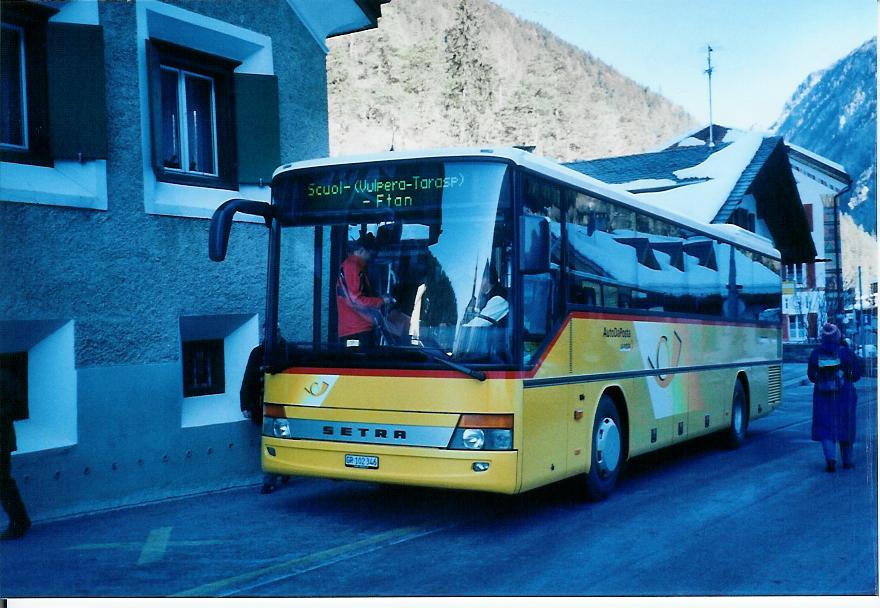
[2,364,877,598]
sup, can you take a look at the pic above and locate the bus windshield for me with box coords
[274,160,514,369]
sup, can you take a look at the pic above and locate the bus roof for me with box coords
[274,147,780,259]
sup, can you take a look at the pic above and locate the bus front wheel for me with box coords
[724,378,749,448]
[582,395,623,501]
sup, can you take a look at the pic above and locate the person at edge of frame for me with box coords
[0,364,31,540]
[807,322,862,473]
[241,340,290,494]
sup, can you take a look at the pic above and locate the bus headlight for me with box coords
[262,417,291,438]
[448,415,513,450]
[274,418,291,438]
[462,429,485,449]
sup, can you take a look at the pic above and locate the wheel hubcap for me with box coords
[595,417,621,477]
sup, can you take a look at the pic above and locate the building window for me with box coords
[0,351,29,421]
[0,320,76,452]
[178,314,258,427]
[784,263,805,285]
[182,339,225,398]
[0,3,53,166]
[148,40,237,190]
[160,66,218,176]
[1,24,27,150]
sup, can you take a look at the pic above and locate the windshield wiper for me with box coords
[382,344,486,381]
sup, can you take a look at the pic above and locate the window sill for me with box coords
[0,159,107,210]
[146,178,270,221]
[181,392,249,428]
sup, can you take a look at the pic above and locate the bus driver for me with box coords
[336,233,393,347]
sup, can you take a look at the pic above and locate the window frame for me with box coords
[0,2,54,167]
[147,39,238,191]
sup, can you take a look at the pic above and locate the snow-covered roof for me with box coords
[786,144,845,173]
[786,143,850,184]
[637,132,765,222]
[274,146,779,258]
[567,130,766,223]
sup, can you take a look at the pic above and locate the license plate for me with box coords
[345,454,379,469]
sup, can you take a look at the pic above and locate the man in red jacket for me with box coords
[336,233,392,347]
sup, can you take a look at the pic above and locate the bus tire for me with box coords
[582,395,623,501]
[724,378,748,448]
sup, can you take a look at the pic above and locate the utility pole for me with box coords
[858,265,864,351]
[705,45,715,147]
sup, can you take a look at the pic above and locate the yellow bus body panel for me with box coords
[263,374,524,493]
[260,314,780,494]
[263,439,519,494]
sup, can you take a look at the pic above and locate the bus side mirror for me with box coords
[520,215,550,274]
[209,199,275,261]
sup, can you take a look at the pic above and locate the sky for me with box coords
[490,0,877,130]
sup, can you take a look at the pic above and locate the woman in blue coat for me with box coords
[808,323,862,472]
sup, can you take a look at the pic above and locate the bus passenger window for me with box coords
[567,193,635,311]
[604,285,619,308]
[570,279,599,307]
[523,274,557,363]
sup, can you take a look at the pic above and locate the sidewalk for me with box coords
[783,362,808,389]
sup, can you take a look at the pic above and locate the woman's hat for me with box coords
[821,322,841,344]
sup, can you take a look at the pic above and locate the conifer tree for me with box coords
[443,0,497,144]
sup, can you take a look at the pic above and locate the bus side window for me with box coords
[524,274,553,336]
[523,273,559,363]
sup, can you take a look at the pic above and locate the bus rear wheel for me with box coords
[724,378,748,448]
[582,395,623,501]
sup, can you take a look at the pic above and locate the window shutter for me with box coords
[145,40,164,173]
[234,73,280,185]
[46,23,107,160]
[806,262,816,289]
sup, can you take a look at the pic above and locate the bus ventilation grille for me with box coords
[768,365,782,404]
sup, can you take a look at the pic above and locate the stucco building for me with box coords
[0,0,386,520]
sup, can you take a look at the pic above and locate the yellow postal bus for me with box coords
[210,147,782,499]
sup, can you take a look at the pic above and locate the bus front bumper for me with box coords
[262,438,520,494]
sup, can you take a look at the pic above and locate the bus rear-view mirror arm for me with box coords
[209,198,275,262]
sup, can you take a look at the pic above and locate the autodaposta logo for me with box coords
[647,331,683,388]
[305,380,330,397]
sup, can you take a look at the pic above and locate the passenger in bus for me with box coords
[808,323,862,472]
[465,266,509,327]
[336,233,394,347]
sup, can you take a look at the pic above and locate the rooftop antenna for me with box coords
[705,44,715,148]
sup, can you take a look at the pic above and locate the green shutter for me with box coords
[145,41,164,173]
[234,73,280,185]
[46,22,107,160]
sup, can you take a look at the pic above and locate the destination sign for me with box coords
[275,161,461,226]
[306,174,465,211]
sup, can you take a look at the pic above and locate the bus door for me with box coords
[520,268,571,490]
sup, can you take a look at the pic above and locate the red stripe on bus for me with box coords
[569,310,777,328]
[280,312,775,380]
[280,367,526,380]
